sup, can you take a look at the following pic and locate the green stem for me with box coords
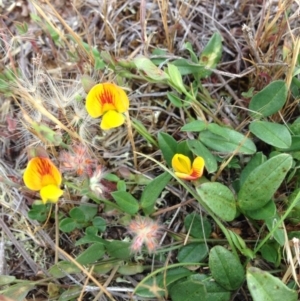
[63,181,121,210]
[253,189,300,255]
[182,88,223,125]
[133,262,205,294]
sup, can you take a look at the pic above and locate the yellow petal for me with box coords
[190,157,205,179]
[86,83,129,118]
[174,171,195,180]
[23,157,61,191]
[23,159,43,191]
[100,110,125,130]
[113,85,129,113]
[86,84,104,118]
[40,185,63,204]
[172,154,192,175]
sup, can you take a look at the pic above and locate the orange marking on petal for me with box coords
[100,87,115,105]
[190,157,205,179]
[36,158,52,176]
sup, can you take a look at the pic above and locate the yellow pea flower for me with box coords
[23,157,63,204]
[85,82,129,130]
[172,154,205,180]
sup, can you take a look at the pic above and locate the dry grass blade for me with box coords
[0,218,41,275]
[156,0,171,52]
[0,239,5,275]
[30,0,94,64]
[57,247,117,301]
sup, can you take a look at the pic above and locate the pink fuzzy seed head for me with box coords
[128,216,163,254]
[59,144,95,176]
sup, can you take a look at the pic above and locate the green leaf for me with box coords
[76,243,105,265]
[59,287,81,301]
[75,233,105,246]
[69,207,87,222]
[238,154,293,211]
[27,204,50,222]
[247,267,297,301]
[95,57,105,70]
[31,122,62,146]
[85,226,98,235]
[48,261,80,278]
[1,283,35,301]
[100,50,115,66]
[105,240,131,259]
[279,136,300,151]
[199,32,223,78]
[15,22,29,35]
[209,246,245,290]
[172,58,207,76]
[79,204,98,221]
[228,230,255,259]
[167,63,187,93]
[133,56,168,81]
[117,180,127,191]
[169,278,206,301]
[183,42,198,63]
[158,132,178,166]
[290,117,300,134]
[59,218,80,233]
[92,216,106,232]
[286,188,300,224]
[184,213,212,239]
[200,123,256,154]
[250,121,291,148]
[141,172,172,215]
[181,120,207,132]
[197,183,236,221]
[240,152,267,187]
[265,213,285,246]
[260,242,281,266]
[244,200,276,220]
[291,77,300,98]
[187,139,218,173]
[249,80,288,117]
[111,191,139,215]
[70,204,98,223]
[104,173,120,182]
[135,277,165,298]
[167,92,184,107]
[136,267,192,298]
[158,267,193,287]
[241,87,255,98]
[176,140,193,157]
[177,243,208,263]
[190,274,231,301]
[0,275,16,285]
[93,262,115,274]
[118,264,145,276]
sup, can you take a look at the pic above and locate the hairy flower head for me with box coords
[128,216,163,254]
[59,144,95,176]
